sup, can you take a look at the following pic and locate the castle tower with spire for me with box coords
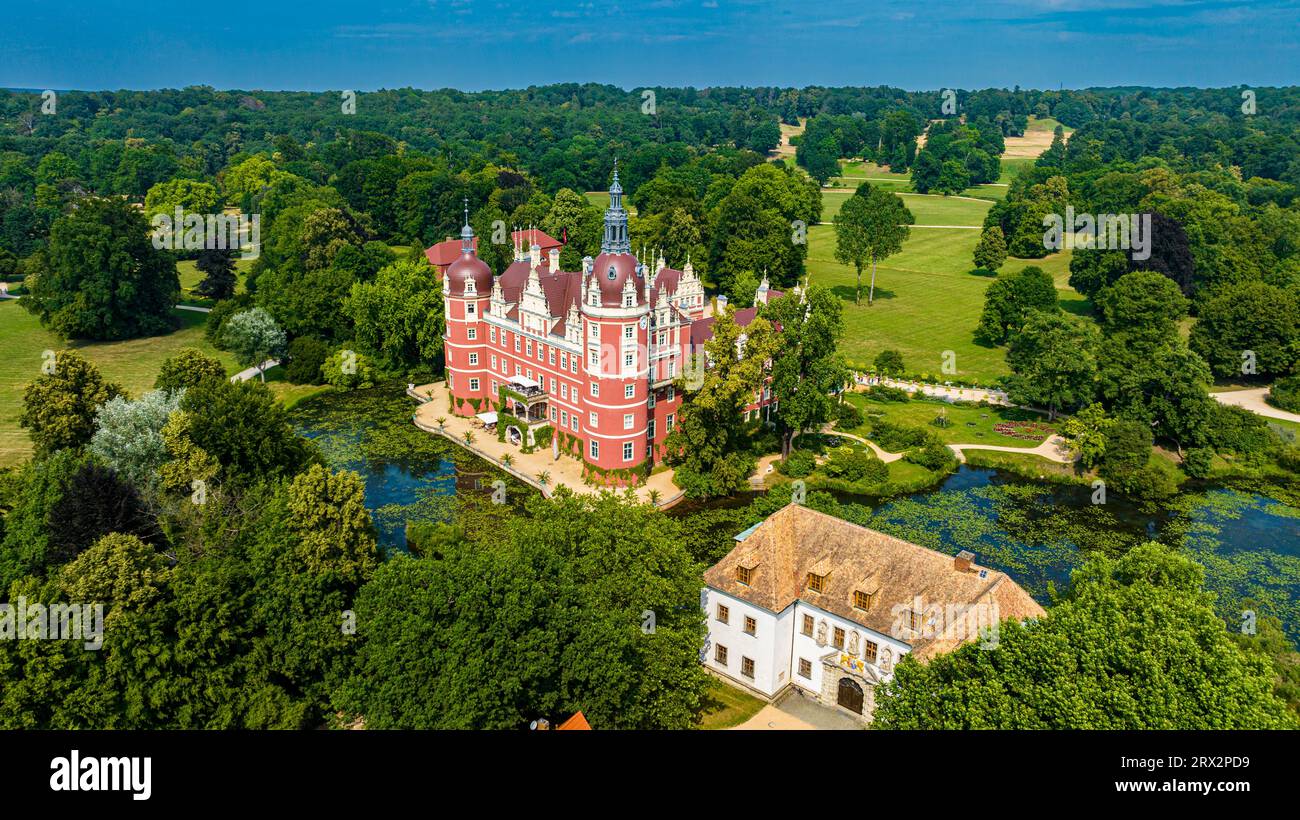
[435,164,776,485]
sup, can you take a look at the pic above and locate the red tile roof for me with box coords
[424,229,564,269]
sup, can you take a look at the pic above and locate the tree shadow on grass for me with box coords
[831,284,896,303]
[967,267,997,278]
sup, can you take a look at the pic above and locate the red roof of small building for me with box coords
[557,712,592,731]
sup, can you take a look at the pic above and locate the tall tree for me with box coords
[665,306,780,498]
[221,308,287,382]
[23,197,180,340]
[764,287,847,456]
[20,351,123,456]
[1005,313,1097,419]
[833,182,912,305]
[345,260,444,376]
[875,542,1297,729]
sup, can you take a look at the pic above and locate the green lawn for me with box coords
[821,190,989,226]
[176,257,254,306]
[0,301,238,467]
[696,678,766,729]
[843,393,1053,447]
[806,217,1007,380]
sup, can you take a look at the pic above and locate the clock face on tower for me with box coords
[639,316,648,329]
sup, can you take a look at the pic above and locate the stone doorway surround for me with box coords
[818,651,881,725]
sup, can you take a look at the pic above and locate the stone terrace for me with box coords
[411,382,684,508]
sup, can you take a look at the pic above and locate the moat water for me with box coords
[290,387,1300,641]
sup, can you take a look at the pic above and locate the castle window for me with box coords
[714,645,728,666]
[491,355,497,368]
[469,378,479,392]
[570,415,578,431]
[624,325,634,340]
[514,337,521,353]
[526,340,532,356]
[589,440,599,459]
[490,327,497,343]
[561,410,568,426]
[802,614,814,636]
[624,353,634,368]
[666,413,674,431]
[807,573,826,593]
[590,382,599,398]
[468,353,478,366]
[467,327,476,340]
[667,386,675,402]
[571,358,578,374]
[798,658,812,679]
[716,604,729,624]
[561,384,568,400]
[735,566,751,586]
[743,616,757,636]
[832,627,845,649]
[854,591,875,611]
[623,441,634,461]
[648,391,656,409]
[741,657,754,679]
[447,373,454,388]
[549,350,556,365]
[560,352,567,369]
[625,384,634,399]
[863,640,878,665]
[589,412,598,428]
[466,302,475,315]
[550,407,556,421]
[623,414,633,430]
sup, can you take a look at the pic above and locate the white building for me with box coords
[701,504,1044,723]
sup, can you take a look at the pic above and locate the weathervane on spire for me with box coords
[460,196,474,253]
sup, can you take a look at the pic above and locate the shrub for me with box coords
[322,348,377,390]
[1108,459,1181,504]
[904,440,957,472]
[1182,447,1214,479]
[284,336,329,385]
[868,419,931,452]
[1268,375,1300,414]
[777,449,816,478]
[823,448,888,483]
[834,401,864,429]
[865,385,910,403]
[1204,403,1272,457]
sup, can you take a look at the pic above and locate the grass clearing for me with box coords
[176,257,254,307]
[844,393,1053,447]
[0,301,238,467]
[696,677,766,729]
[806,219,1006,380]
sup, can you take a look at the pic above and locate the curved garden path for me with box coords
[1210,388,1300,424]
[815,426,1075,465]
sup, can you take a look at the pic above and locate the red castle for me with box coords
[440,166,779,485]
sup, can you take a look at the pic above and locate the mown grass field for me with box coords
[808,182,1079,382]
[0,301,238,467]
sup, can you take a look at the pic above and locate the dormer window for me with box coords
[806,573,825,593]
[853,590,875,611]
[735,566,752,586]
[607,266,617,281]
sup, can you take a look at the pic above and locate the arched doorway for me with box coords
[837,677,864,715]
[506,425,522,446]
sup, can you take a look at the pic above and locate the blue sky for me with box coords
[3,0,1296,91]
